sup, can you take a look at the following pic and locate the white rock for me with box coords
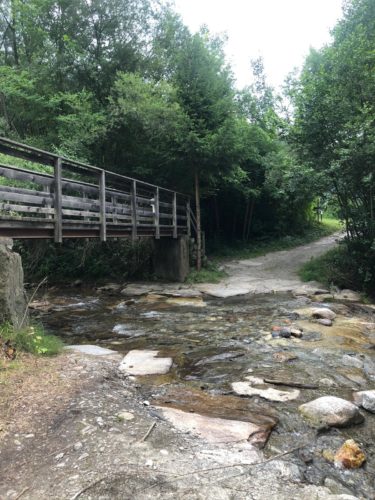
[119,350,173,376]
[311,308,336,320]
[231,382,300,402]
[55,452,64,461]
[353,390,375,413]
[299,396,364,427]
[73,442,83,451]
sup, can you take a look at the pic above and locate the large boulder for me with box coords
[311,308,336,321]
[299,396,364,428]
[0,239,27,327]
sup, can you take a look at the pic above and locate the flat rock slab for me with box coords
[65,345,118,356]
[299,396,364,427]
[157,406,270,446]
[232,382,300,402]
[119,350,172,376]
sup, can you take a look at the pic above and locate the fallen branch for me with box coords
[139,421,156,442]
[71,477,107,500]
[14,487,29,500]
[264,378,319,389]
[19,276,48,329]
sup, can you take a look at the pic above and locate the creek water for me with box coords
[36,286,375,498]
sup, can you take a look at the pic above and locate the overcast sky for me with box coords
[173,0,344,90]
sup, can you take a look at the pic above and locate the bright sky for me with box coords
[173,0,344,90]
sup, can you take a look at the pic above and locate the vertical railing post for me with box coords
[155,187,160,239]
[131,180,137,241]
[99,170,106,242]
[172,192,177,239]
[186,198,191,237]
[54,157,62,243]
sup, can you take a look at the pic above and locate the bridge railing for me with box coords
[0,137,190,242]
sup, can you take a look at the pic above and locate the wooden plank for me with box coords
[0,190,52,205]
[155,187,160,239]
[54,157,63,243]
[0,203,54,215]
[99,170,106,242]
[0,164,53,186]
[131,180,137,241]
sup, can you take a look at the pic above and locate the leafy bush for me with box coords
[0,323,63,356]
[299,241,375,296]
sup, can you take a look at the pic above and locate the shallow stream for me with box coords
[35,285,375,498]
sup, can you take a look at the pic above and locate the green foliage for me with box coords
[186,260,227,284]
[290,0,375,293]
[0,322,63,356]
[15,239,154,282]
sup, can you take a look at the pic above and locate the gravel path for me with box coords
[197,233,341,298]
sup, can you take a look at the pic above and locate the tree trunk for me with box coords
[214,196,220,232]
[242,199,250,241]
[246,198,255,241]
[195,168,202,271]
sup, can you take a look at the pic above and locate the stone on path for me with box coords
[65,345,118,356]
[232,381,300,402]
[299,396,364,428]
[119,350,172,376]
[352,390,375,413]
[311,308,336,321]
[156,406,271,447]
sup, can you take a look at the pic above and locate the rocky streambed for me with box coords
[31,283,375,499]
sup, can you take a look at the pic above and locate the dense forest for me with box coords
[0,0,374,293]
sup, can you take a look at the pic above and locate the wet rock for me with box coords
[342,355,363,370]
[280,327,292,338]
[303,331,322,342]
[290,328,303,338]
[156,406,271,448]
[299,396,364,428]
[273,351,298,363]
[335,289,362,302]
[334,439,366,469]
[324,478,355,496]
[96,283,122,293]
[352,390,375,413]
[195,351,244,365]
[311,308,336,320]
[319,378,338,388]
[119,350,173,376]
[232,381,300,402]
[317,318,333,327]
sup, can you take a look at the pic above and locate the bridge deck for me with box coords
[0,138,191,241]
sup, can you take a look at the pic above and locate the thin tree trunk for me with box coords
[214,196,220,232]
[242,199,250,241]
[195,168,202,271]
[10,0,19,65]
[246,198,255,241]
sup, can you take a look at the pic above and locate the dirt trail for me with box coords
[197,233,341,298]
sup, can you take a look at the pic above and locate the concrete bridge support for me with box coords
[0,238,27,327]
[153,235,190,282]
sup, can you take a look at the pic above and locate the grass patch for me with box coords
[0,323,63,356]
[298,245,359,290]
[186,261,227,284]
[211,218,342,261]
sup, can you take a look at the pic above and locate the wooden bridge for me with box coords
[0,137,195,242]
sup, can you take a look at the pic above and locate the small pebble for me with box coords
[55,452,65,461]
[73,442,83,451]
